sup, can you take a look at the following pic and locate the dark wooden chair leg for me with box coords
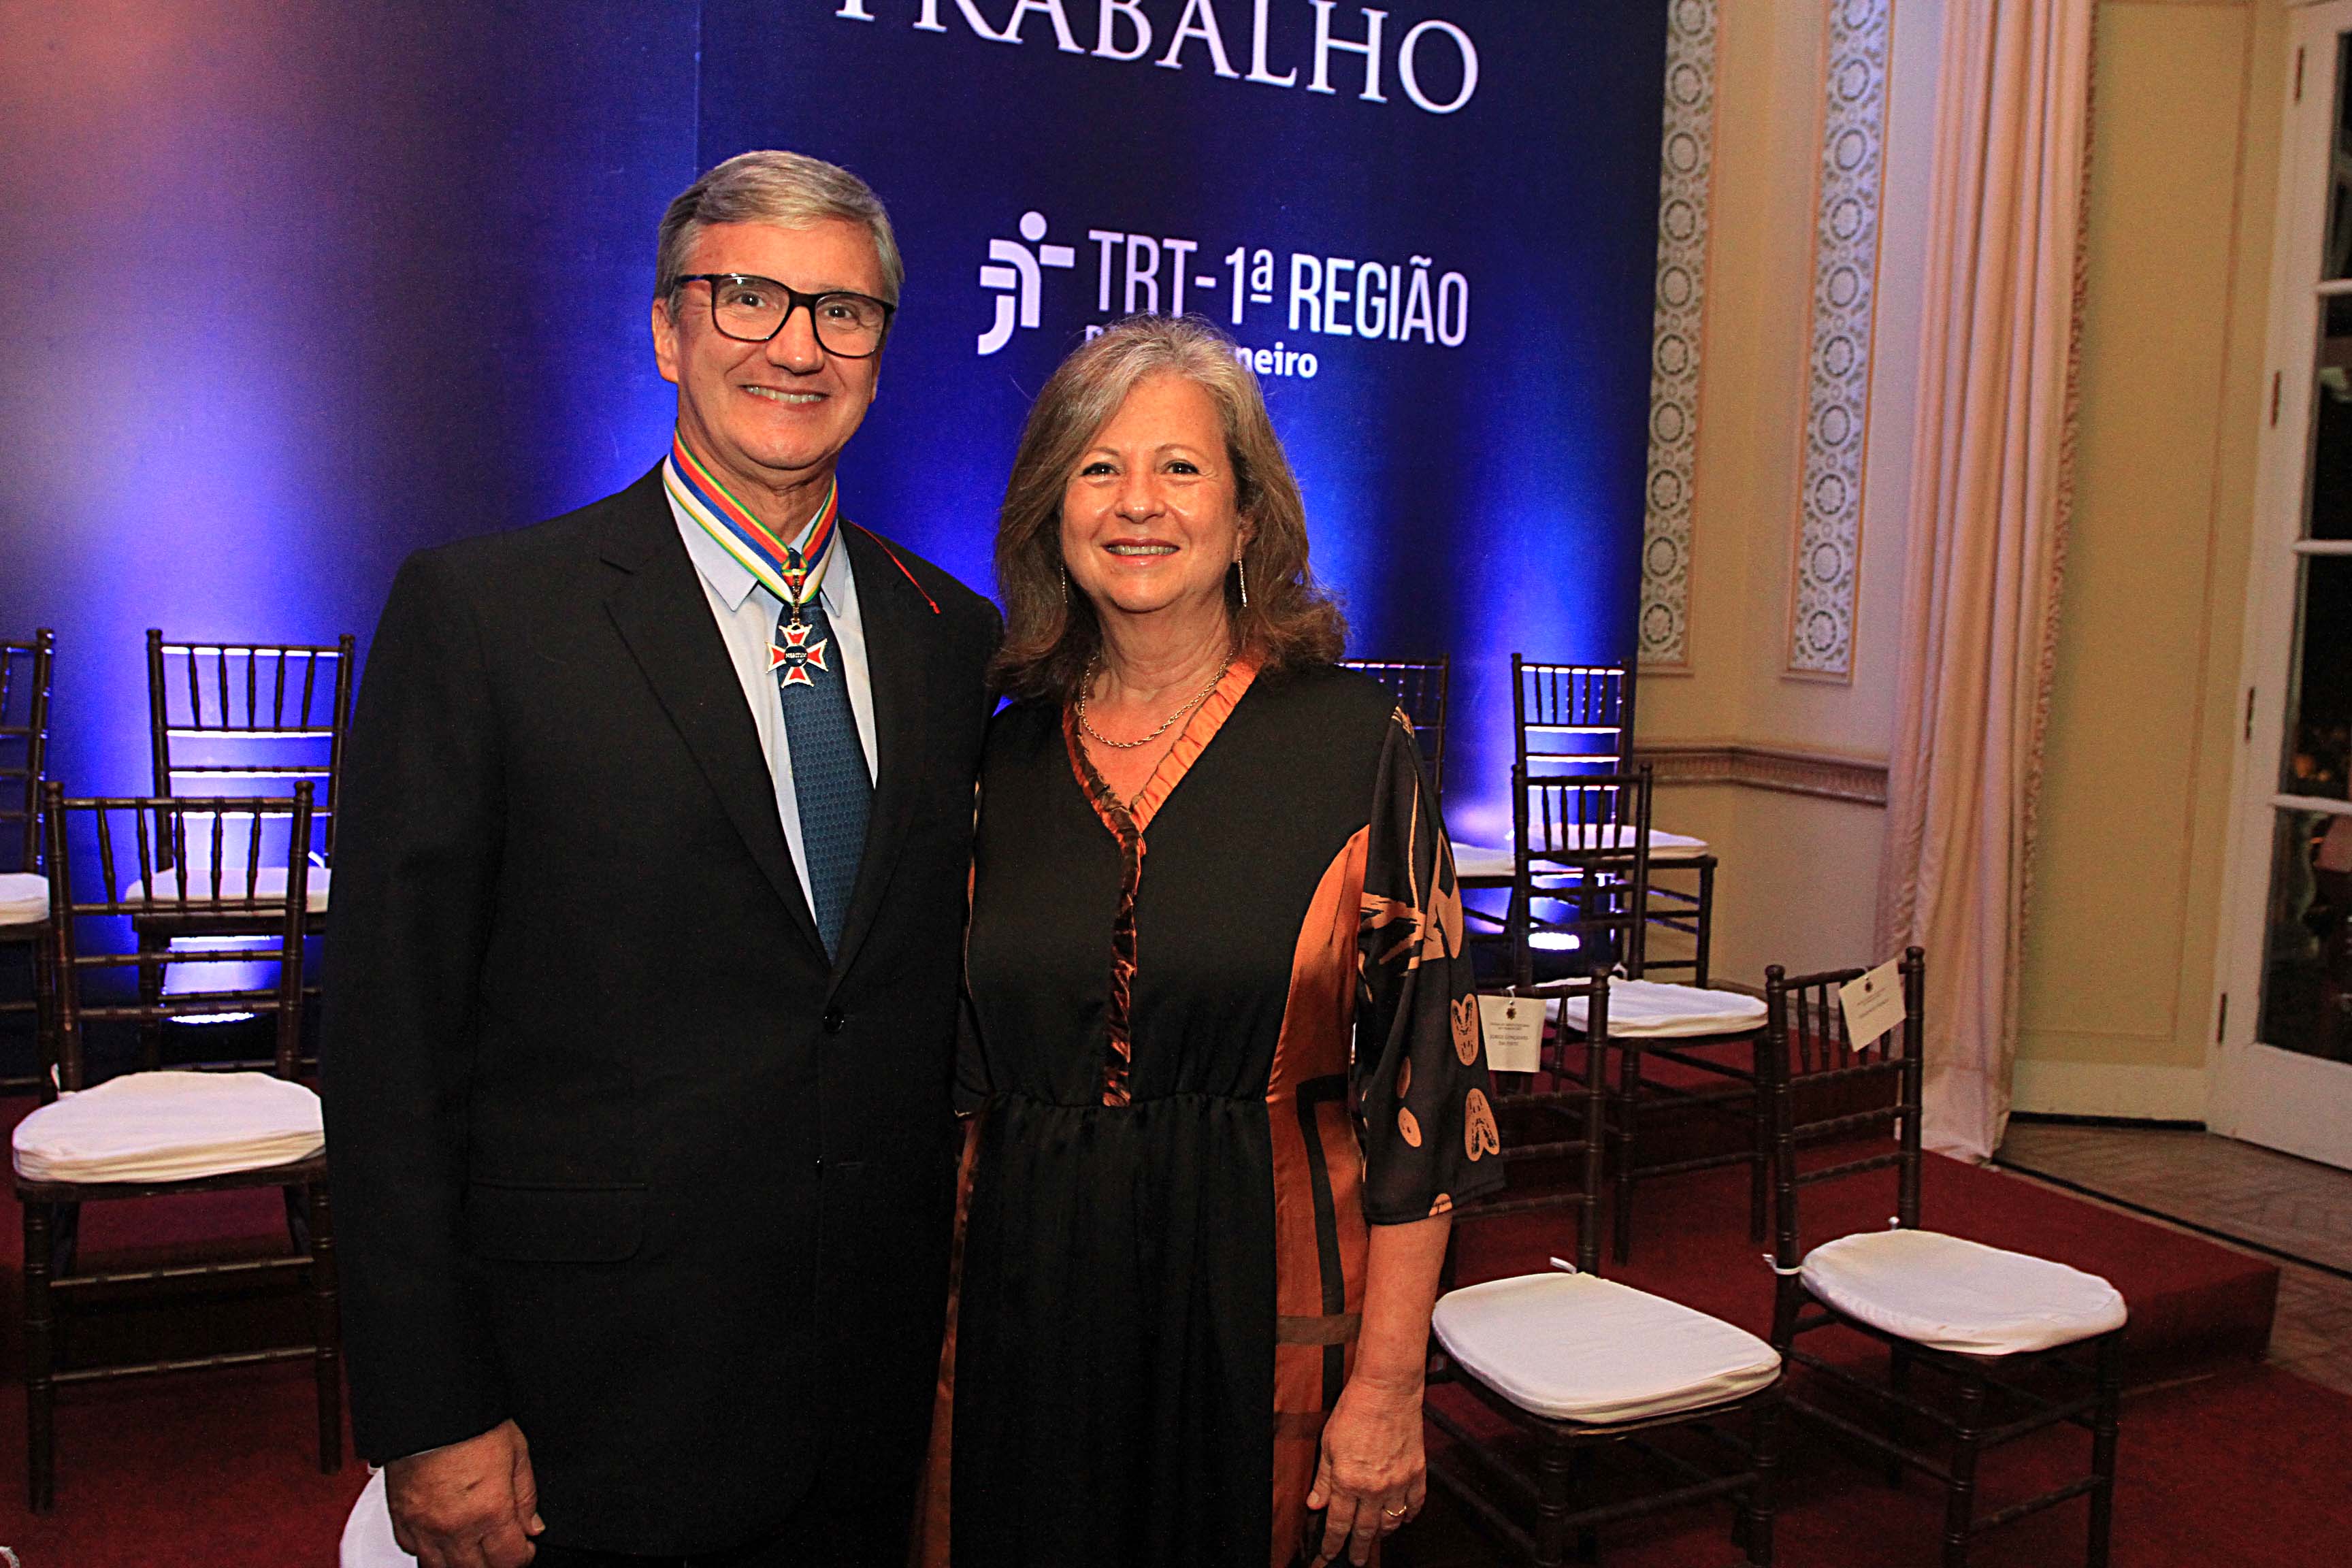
[135,927,165,1072]
[1571,1442,1598,1565]
[1531,1428,1574,1568]
[1886,1343,1914,1488]
[51,1201,79,1293]
[1694,858,1715,987]
[304,1181,344,1472]
[1611,1042,1640,1264]
[1745,1392,1780,1567]
[1943,1369,1986,1568]
[24,1202,56,1513]
[29,935,56,1092]
[1748,1034,1770,1245]
[2087,1332,2121,1568]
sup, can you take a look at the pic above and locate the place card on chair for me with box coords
[1839,957,1905,1049]
[1478,993,1546,1073]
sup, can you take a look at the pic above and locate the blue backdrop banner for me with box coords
[698,0,1667,843]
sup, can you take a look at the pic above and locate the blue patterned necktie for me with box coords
[777,595,870,959]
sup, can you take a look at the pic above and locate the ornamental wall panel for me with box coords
[1638,0,1720,674]
[1786,0,1892,681]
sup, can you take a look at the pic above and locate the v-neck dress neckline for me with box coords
[1064,654,1260,838]
[1059,655,1260,1107]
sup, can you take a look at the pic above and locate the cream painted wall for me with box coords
[1642,785,1886,985]
[1643,0,1922,751]
[2014,0,2283,1120]
[1638,0,1943,987]
[1638,0,2284,1124]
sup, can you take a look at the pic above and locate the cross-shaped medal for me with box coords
[770,617,830,689]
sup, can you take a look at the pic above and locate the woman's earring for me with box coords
[1060,565,1070,605]
[1235,558,1250,608]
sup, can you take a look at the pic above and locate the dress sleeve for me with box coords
[1354,710,1505,1224]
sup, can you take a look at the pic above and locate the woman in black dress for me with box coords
[943,316,1501,1568]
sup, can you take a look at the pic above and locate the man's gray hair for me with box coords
[655,150,904,309]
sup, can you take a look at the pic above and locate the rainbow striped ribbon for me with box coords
[662,434,839,617]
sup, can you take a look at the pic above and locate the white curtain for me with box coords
[1877,0,2097,1160]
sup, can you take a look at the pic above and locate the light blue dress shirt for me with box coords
[667,491,879,918]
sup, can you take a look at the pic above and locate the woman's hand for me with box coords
[1306,1372,1428,1565]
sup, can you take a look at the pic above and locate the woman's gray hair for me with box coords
[655,150,904,308]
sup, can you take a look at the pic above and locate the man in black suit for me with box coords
[324,151,998,1568]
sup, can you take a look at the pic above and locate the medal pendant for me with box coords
[769,613,830,689]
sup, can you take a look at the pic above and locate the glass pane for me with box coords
[2257,808,2352,1061]
[2313,297,2352,539]
[2282,555,2352,799]
[2327,35,2352,277]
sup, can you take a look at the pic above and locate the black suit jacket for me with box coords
[322,467,998,1554]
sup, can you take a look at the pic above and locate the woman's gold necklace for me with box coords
[1077,655,1233,751]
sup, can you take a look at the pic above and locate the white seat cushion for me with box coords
[1554,825,1709,861]
[1434,1271,1780,1424]
[1801,1228,2127,1357]
[1452,843,1516,880]
[12,1071,325,1184]
[0,871,47,928]
[342,1469,418,1567]
[1453,830,1710,881]
[120,865,330,913]
[1559,979,1765,1039]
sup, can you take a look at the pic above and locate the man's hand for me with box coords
[386,1418,544,1568]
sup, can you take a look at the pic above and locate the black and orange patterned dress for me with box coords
[946,659,1502,1568]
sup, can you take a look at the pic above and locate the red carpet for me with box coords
[0,1100,2333,1566]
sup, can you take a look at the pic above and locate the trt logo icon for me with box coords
[978,211,1076,355]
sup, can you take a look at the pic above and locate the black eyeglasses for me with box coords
[673,274,896,358]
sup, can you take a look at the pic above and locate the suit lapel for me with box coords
[599,471,827,956]
[828,524,931,985]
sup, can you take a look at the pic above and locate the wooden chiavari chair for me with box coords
[1510,766,1653,987]
[137,631,351,1068]
[1512,655,1718,983]
[1764,951,2127,1567]
[146,631,353,853]
[16,783,340,1510]
[1514,657,1632,779]
[1515,767,1771,1263]
[1426,965,1784,1567]
[1,631,56,1092]
[1337,657,1450,796]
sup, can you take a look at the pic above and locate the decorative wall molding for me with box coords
[1785,0,1893,681]
[1635,740,1890,806]
[1638,0,1721,674]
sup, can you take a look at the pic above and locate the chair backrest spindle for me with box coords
[1338,657,1449,796]
[1514,656,1636,782]
[1513,766,1654,987]
[1765,947,1926,1281]
[146,630,353,865]
[1446,968,1613,1286]
[40,781,316,1094]
[0,630,55,875]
